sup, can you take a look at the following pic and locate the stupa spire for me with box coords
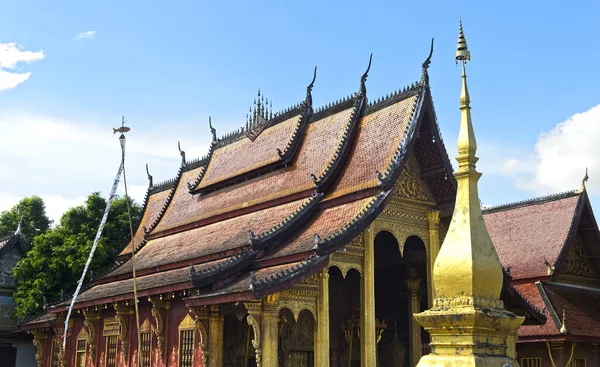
[431,19,503,301]
[414,20,524,366]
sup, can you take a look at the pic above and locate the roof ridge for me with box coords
[250,192,323,251]
[311,94,365,189]
[316,190,390,256]
[250,253,325,297]
[482,190,581,214]
[190,249,259,287]
[144,162,186,235]
[366,81,421,110]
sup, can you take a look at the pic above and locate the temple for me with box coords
[19,22,600,367]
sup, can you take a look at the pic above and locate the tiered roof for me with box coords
[41,49,458,312]
[21,46,541,328]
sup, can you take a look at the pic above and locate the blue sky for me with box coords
[1,0,599,222]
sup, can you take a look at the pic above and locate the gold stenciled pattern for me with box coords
[560,236,598,279]
[393,154,434,202]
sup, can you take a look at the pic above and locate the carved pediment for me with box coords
[558,235,599,280]
[393,154,434,203]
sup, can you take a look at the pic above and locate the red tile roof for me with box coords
[327,93,419,200]
[198,114,301,189]
[107,198,309,277]
[515,282,600,340]
[119,187,171,256]
[541,282,600,338]
[514,283,559,337]
[483,192,581,280]
[153,106,356,234]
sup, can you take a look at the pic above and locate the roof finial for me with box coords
[209,117,217,143]
[422,38,435,85]
[178,141,186,165]
[145,163,153,188]
[305,66,317,107]
[581,167,589,191]
[15,216,22,236]
[560,309,568,334]
[359,53,373,97]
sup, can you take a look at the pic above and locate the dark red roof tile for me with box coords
[541,282,600,338]
[119,188,172,256]
[327,94,419,200]
[484,193,580,280]
[153,106,355,232]
[199,115,301,189]
[109,198,308,276]
[264,196,374,260]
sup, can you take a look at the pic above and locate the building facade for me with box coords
[21,44,549,367]
[1,225,37,367]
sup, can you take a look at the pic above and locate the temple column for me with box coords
[406,277,422,367]
[360,225,376,367]
[261,296,279,367]
[426,210,440,307]
[208,305,224,367]
[315,269,330,367]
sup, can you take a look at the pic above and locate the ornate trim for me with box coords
[83,308,100,361]
[113,302,133,363]
[150,295,171,363]
[30,328,48,367]
[244,302,262,367]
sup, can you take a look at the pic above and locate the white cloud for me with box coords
[479,104,600,197]
[75,31,96,40]
[0,111,213,223]
[520,104,600,194]
[0,42,45,91]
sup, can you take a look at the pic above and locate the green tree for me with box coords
[0,196,51,241]
[13,193,142,319]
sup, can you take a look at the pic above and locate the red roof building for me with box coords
[484,189,600,366]
[20,50,552,367]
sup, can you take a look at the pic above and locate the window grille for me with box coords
[178,328,195,367]
[141,331,153,367]
[51,339,61,367]
[105,335,118,367]
[75,339,87,367]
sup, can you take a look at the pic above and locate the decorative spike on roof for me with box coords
[178,141,186,165]
[245,89,274,141]
[305,66,317,107]
[422,38,434,85]
[359,53,373,97]
[581,167,589,191]
[144,162,186,235]
[209,116,217,143]
[145,163,153,188]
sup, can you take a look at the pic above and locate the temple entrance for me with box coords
[278,309,315,367]
[223,311,257,367]
[328,267,361,367]
[374,231,428,367]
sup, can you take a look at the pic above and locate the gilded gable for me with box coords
[558,235,599,280]
[393,154,434,203]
